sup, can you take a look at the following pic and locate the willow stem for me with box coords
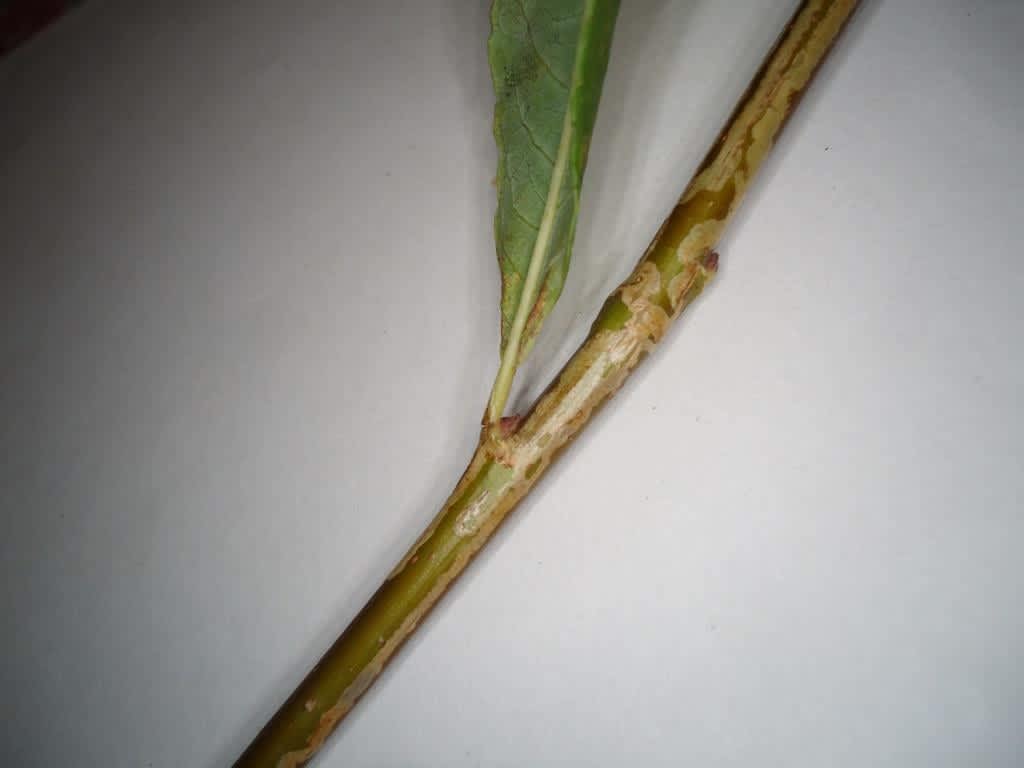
[235,2,860,765]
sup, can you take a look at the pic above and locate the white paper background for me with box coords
[2,1,1022,766]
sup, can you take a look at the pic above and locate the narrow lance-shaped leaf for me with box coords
[486,0,620,423]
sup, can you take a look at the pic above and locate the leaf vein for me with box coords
[515,0,571,90]
[512,88,556,165]
[508,200,540,231]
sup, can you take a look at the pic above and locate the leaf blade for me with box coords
[486,0,620,421]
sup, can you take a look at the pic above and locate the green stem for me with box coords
[235,2,860,765]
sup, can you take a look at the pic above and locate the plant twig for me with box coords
[235,1,861,765]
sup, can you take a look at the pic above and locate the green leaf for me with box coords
[486,0,620,422]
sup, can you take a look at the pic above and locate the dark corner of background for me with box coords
[0,0,84,59]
